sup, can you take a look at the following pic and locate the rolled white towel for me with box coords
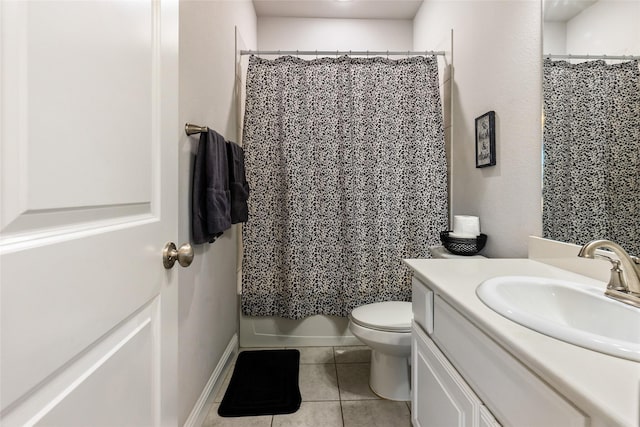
[452,215,480,237]
[449,231,476,239]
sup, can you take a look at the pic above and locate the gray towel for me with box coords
[192,129,231,244]
[226,141,249,224]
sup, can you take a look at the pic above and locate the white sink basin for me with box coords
[476,276,640,362]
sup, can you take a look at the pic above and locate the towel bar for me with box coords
[185,123,208,136]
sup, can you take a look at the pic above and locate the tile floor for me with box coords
[202,346,411,427]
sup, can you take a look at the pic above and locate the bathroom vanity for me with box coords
[405,255,640,427]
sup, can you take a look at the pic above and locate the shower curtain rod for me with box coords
[544,54,640,60]
[240,49,445,57]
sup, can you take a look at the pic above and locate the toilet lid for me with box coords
[350,301,412,332]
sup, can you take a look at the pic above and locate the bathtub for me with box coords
[239,311,362,348]
[236,244,361,347]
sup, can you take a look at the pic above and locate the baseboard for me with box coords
[183,334,238,427]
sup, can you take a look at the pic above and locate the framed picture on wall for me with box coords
[475,111,496,168]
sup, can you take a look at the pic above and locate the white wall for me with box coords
[178,1,256,424]
[257,17,413,52]
[412,16,453,221]
[566,0,640,55]
[414,0,543,258]
[543,21,566,55]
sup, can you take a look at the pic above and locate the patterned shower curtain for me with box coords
[241,55,448,319]
[543,59,640,255]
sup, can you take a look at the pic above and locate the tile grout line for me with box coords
[333,346,346,427]
[339,398,381,401]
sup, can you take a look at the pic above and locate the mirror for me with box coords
[542,0,640,255]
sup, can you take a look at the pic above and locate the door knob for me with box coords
[163,242,194,269]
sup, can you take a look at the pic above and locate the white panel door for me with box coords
[0,0,179,425]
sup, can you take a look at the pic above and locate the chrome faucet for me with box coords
[578,239,640,308]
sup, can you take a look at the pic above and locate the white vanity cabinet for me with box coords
[479,407,500,427]
[411,277,588,427]
[412,322,499,427]
[412,278,499,427]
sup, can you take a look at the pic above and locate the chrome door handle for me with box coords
[163,242,194,269]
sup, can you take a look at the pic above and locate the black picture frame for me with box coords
[475,111,496,168]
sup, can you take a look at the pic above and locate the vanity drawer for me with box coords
[412,277,434,334]
[432,295,588,427]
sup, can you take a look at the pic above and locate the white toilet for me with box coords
[348,301,412,401]
[348,246,486,401]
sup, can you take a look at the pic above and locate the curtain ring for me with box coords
[296,49,299,58]
[366,50,369,58]
[336,50,338,58]
[315,49,318,60]
[386,50,389,59]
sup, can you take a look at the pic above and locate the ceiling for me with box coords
[253,0,600,22]
[252,0,424,20]
[543,0,598,22]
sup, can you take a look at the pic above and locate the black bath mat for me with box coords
[218,349,301,417]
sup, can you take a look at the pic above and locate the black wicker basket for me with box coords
[440,231,487,256]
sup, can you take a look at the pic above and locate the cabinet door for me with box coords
[479,406,501,427]
[412,323,484,427]
[433,296,587,427]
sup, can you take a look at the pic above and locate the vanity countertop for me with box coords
[404,258,640,427]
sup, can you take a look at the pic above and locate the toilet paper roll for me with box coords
[448,232,475,238]
[452,215,480,238]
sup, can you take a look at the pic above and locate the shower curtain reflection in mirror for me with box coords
[240,55,448,319]
[542,59,640,254]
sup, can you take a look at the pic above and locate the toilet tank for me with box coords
[429,245,487,259]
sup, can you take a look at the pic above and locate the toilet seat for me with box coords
[349,301,412,332]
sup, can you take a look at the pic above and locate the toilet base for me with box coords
[369,350,411,401]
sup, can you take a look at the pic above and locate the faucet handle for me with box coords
[632,255,639,265]
[606,260,627,292]
[594,254,628,292]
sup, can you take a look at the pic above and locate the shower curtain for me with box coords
[241,55,448,319]
[542,59,640,255]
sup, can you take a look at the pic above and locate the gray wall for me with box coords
[414,0,543,258]
[178,2,257,424]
